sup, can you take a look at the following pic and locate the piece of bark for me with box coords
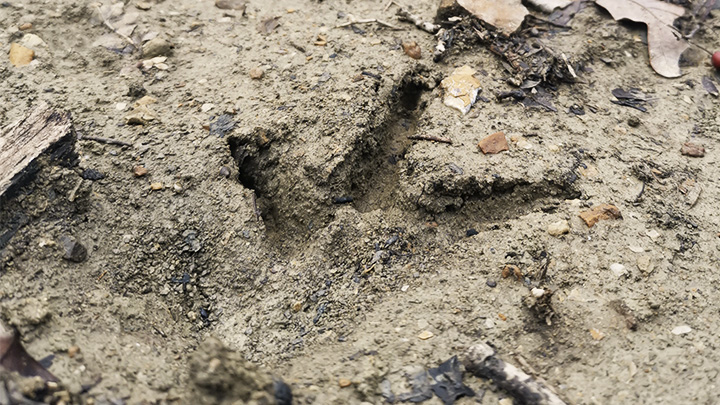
[462,342,566,405]
[0,102,77,199]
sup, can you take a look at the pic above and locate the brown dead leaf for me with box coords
[457,0,528,35]
[596,0,688,78]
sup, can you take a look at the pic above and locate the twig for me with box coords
[463,342,566,405]
[335,17,402,30]
[95,5,135,48]
[407,134,452,144]
[78,135,132,147]
[391,2,440,34]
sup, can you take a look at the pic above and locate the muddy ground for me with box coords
[1,0,720,403]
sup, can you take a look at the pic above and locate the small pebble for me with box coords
[672,325,692,335]
[681,142,705,157]
[466,228,478,237]
[68,346,80,358]
[547,220,570,236]
[219,166,230,177]
[142,37,171,58]
[338,378,352,388]
[151,182,163,190]
[59,235,87,263]
[249,67,264,79]
[486,279,497,288]
[417,330,434,340]
[402,41,421,60]
[133,166,148,177]
[19,22,32,31]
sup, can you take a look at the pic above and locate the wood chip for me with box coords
[1,102,76,198]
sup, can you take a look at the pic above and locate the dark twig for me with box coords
[408,134,452,144]
[78,135,132,147]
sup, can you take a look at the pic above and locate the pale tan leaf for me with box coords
[596,0,688,78]
[457,0,528,35]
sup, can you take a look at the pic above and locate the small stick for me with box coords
[97,270,107,281]
[463,342,566,405]
[392,2,440,34]
[335,18,402,30]
[78,135,132,147]
[408,134,452,144]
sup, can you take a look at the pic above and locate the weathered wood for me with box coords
[463,342,566,405]
[0,102,77,199]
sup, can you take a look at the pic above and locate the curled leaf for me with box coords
[596,0,688,78]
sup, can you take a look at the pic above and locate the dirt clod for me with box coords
[681,141,705,157]
[579,204,622,227]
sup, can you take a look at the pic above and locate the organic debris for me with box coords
[463,343,566,405]
[701,76,718,97]
[611,88,648,112]
[596,0,688,78]
[440,65,482,114]
[428,356,475,404]
[457,0,528,35]
[523,287,555,325]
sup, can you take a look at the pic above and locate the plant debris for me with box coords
[611,87,648,112]
[457,0,528,35]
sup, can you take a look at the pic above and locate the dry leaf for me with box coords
[0,332,57,382]
[596,0,688,78]
[457,0,528,35]
[258,16,281,35]
[526,0,573,13]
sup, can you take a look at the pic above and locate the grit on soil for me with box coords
[1,0,720,404]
